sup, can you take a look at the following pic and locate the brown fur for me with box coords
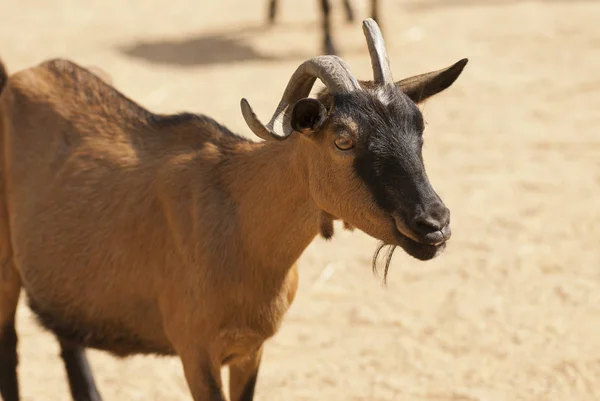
[0,57,353,401]
[0,54,464,400]
[0,59,20,337]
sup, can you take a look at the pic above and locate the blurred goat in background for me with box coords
[268,0,380,54]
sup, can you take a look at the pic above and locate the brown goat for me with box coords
[0,19,467,401]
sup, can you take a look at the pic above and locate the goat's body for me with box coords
[0,22,467,397]
[0,60,302,367]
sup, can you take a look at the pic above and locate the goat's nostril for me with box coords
[414,216,444,232]
[413,206,450,234]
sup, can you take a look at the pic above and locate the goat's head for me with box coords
[241,19,467,267]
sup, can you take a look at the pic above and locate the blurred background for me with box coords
[1,0,600,400]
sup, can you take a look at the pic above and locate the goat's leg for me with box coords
[342,0,355,22]
[321,0,336,54]
[0,319,18,401]
[268,0,277,24]
[163,298,226,400]
[371,0,380,24]
[58,339,103,401]
[0,261,21,401]
[179,351,226,401]
[228,347,263,401]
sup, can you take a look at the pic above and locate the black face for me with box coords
[333,87,451,260]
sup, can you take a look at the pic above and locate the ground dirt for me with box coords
[1,0,600,400]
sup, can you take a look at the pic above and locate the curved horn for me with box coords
[362,18,393,85]
[241,55,361,141]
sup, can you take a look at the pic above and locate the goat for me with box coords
[268,0,380,54]
[0,19,467,401]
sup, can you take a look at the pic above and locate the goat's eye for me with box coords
[334,137,355,151]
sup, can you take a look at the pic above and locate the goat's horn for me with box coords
[240,99,285,142]
[241,55,361,141]
[362,18,393,85]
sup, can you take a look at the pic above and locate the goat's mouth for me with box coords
[392,229,446,261]
[391,216,449,261]
[371,226,446,283]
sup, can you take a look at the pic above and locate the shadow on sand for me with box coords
[119,24,309,67]
[406,0,598,11]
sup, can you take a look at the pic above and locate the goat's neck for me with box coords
[222,136,320,270]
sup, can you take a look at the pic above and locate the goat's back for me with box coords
[0,58,249,356]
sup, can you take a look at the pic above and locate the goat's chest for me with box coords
[215,264,299,365]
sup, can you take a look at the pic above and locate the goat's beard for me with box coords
[372,243,397,284]
[319,212,395,284]
[319,210,397,284]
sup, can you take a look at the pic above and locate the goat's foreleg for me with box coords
[342,0,355,22]
[229,347,263,401]
[163,298,226,400]
[58,339,103,401]
[371,0,379,24]
[320,0,336,54]
[268,0,278,24]
[179,350,226,401]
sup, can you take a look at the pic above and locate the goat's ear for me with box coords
[396,58,468,104]
[291,98,328,134]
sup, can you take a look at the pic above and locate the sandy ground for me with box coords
[1,0,600,400]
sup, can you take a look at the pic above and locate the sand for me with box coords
[1,0,599,399]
